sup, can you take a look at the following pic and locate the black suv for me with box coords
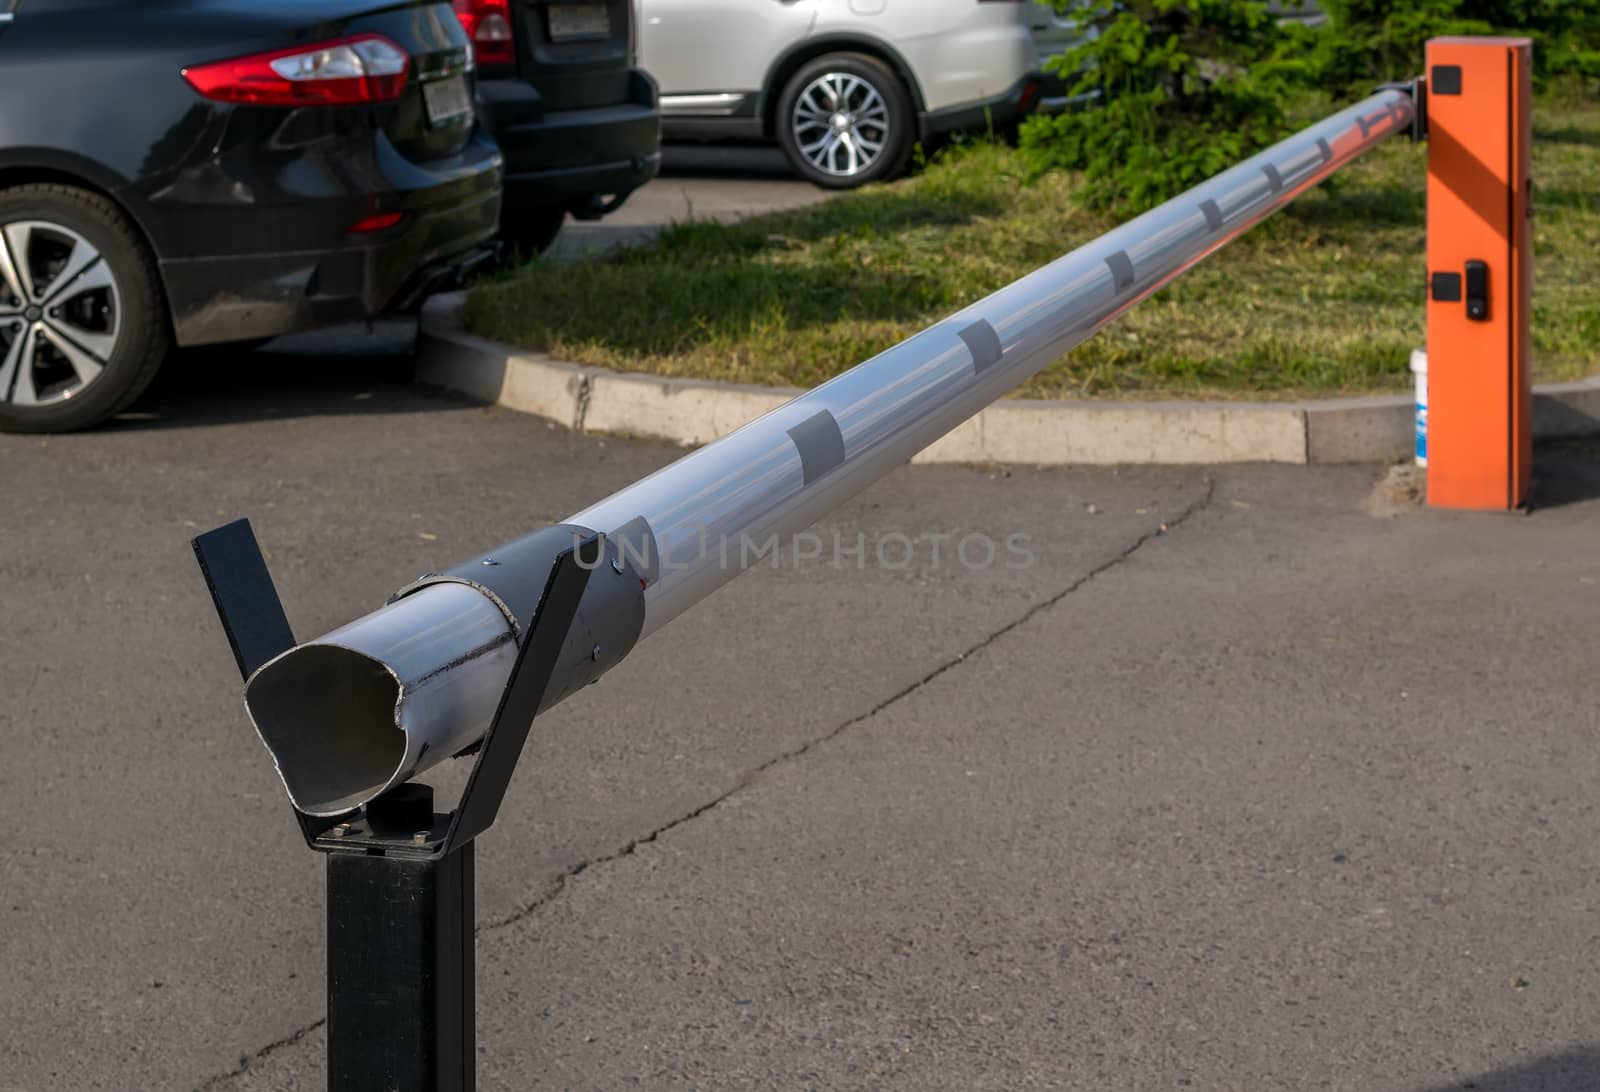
[452,0,661,254]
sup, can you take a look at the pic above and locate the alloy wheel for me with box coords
[0,219,122,407]
[790,72,891,179]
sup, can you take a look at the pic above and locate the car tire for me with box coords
[0,184,168,434]
[500,205,567,259]
[776,53,915,190]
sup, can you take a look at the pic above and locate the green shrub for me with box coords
[1018,1,1303,214]
[1315,0,1600,92]
[1312,1,1487,91]
[1016,0,1599,215]
[1461,1,1600,81]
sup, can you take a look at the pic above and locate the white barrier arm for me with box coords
[244,91,1415,816]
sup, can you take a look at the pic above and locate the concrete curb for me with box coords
[418,292,1600,465]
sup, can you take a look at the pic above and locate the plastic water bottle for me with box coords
[1410,349,1428,467]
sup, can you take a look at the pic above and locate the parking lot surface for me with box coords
[550,144,833,260]
[3,330,1600,1091]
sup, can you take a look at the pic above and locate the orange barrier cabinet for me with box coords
[1425,37,1534,510]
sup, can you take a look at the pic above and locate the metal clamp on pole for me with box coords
[192,518,606,1092]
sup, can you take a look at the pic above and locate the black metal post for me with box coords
[194,519,599,1092]
[327,844,475,1092]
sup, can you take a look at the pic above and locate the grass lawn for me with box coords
[464,91,1600,400]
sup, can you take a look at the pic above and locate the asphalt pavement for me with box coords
[4,152,1600,1091]
[3,324,1600,1090]
[549,144,832,260]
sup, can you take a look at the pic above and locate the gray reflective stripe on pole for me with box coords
[573,91,1413,638]
[244,91,1412,816]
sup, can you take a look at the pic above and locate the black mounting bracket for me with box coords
[191,517,598,859]
[1377,76,1429,142]
[193,518,599,1092]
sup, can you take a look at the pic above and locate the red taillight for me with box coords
[182,34,411,107]
[348,211,406,234]
[452,0,515,67]
[1018,80,1039,116]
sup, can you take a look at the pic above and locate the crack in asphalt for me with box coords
[194,477,1216,1089]
[195,1017,326,1091]
[477,477,1218,933]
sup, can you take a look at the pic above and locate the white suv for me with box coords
[637,0,1082,188]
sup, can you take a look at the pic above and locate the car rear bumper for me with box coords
[919,72,1083,138]
[1034,73,1099,116]
[477,69,661,213]
[159,135,503,347]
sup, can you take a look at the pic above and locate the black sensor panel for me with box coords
[1432,65,1463,95]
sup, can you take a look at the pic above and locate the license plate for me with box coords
[547,3,610,41]
[423,74,472,127]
